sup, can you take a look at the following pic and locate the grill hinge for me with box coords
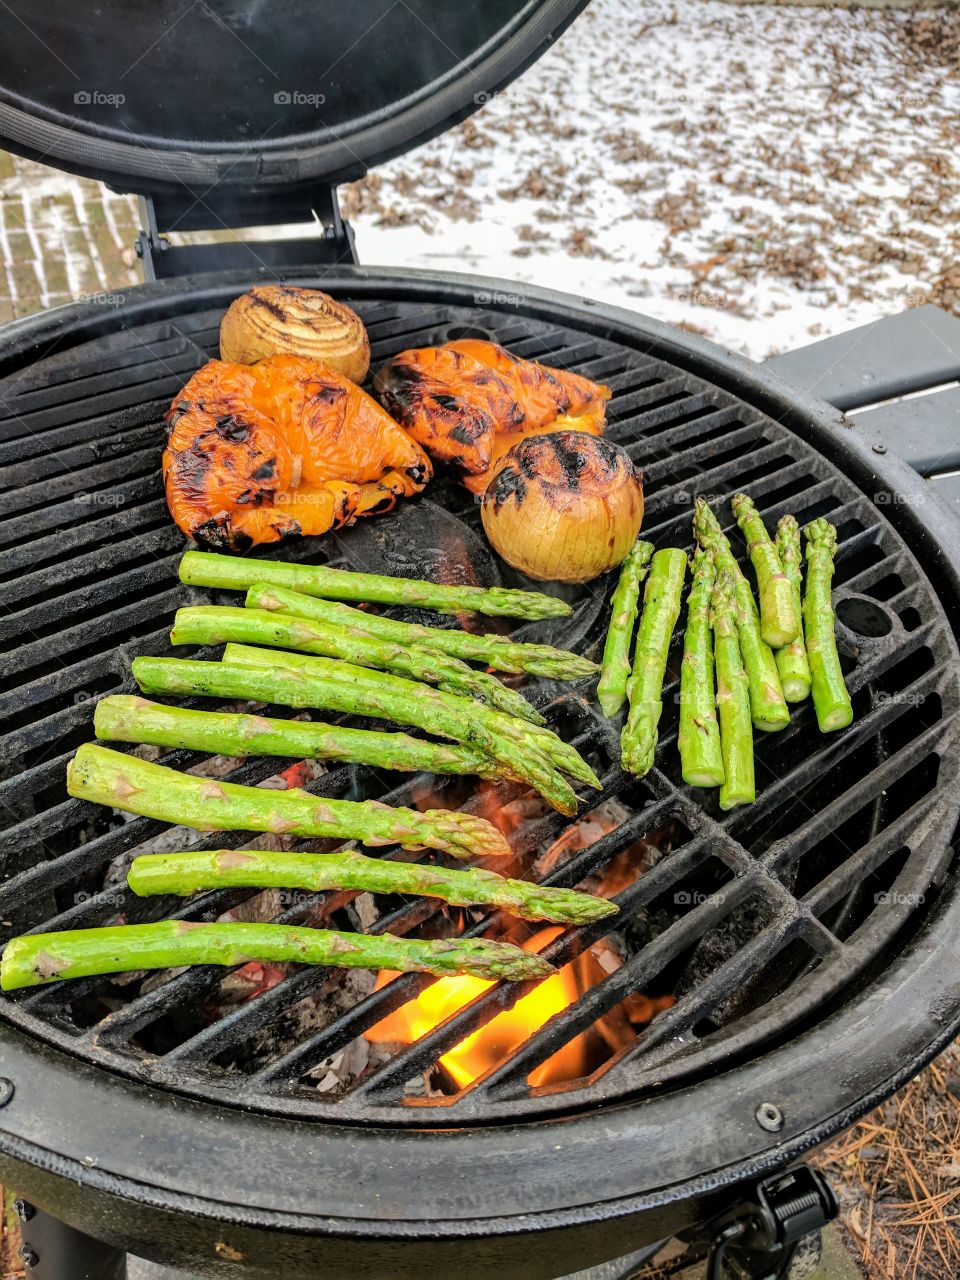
[134,186,358,281]
[703,1165,838,1280]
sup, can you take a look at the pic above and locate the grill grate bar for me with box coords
[0,464,161,530]
[0,499,172,587]
[0,422,164,497]
[802,785,947,919]
[610,914,819,1070]
[0,352,199,425]
[609,378,708,428]
[110,761,628,1068]
[0,335,195,405]
[245,800,680,1088]
[758,715,955,884]
[463,867,773,1100]
[0,554,179,649]
[5,584,182,686]
[0,393,178,460]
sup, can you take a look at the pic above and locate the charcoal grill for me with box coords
[2,4,960,1279]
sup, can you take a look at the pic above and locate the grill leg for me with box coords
[13,1199,126,1279]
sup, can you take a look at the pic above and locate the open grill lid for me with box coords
[0,0,589,199]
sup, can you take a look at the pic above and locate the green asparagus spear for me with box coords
[66,744,510,860]
[693,498,789,733]
[128,849,619,926]
[219,645,602,793]
[179,550,570,620]
[678,549,725,788]
[620,548,687,776]
[247,583,596,680]
[170,605,544,726]
[131,656,580,815]
[731,494,801,648]
[95,695,500,779]
[803,519,853,732]
[0,921,553,991]
[710,569,755,809]
[774,516,812,703]
[596,539,655,717]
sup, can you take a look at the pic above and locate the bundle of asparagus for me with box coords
[33,552,619,996]
[132,648,599,816]
[170,605,544,726]
[594,493,852,803]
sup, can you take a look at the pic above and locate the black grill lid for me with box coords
[0,0,588,198]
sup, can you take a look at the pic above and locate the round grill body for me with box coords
[1,267,959,1278]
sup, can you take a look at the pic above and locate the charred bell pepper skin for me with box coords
[128,849,619,926]
[179,550,571,620]
[596,539,655,718]
[774,515,812,703]
[678,549,725,788]
[710,569,756,809]
[620,548,688,776]
[170,604,544,726]
[66,744,510,860]
[731,494,801,649]
[94,694,499,779]
[803,519,854,733]
[693,498,789,733]
[247,582,597,680]
[0,921,554,991]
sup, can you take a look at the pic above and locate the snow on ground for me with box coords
[341,0,960,359]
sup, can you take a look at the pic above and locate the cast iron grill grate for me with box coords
[1,293,958,1125]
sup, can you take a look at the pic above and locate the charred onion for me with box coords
[220,285,370,383]
[480,432,644,584]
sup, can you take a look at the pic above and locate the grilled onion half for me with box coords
[481,432,644,583]
[220,285,370,383]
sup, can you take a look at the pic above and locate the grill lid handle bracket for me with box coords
[134,185,358,281]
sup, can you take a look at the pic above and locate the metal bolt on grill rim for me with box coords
[0,270,959,1133]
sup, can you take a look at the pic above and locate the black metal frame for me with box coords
[135,189,359,281]
[1,267,959,1279]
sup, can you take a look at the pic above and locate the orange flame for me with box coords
[366,928,596,1089]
